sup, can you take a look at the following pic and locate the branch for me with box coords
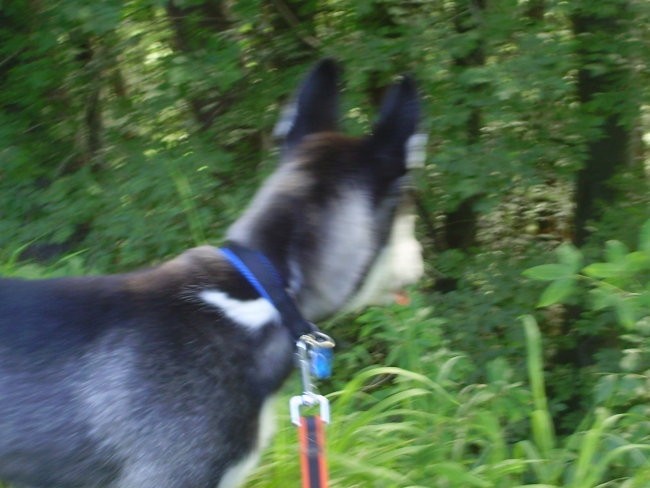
[270,0,321,49]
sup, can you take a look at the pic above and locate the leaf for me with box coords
[572,408,610,485]
[537,278,576,307]
[556,242,582,273]
[589,287,616,311]
[594,375,617,404]
[614,296,637,329]
[583,262,621,278]
[531,409,556,457]
[623,251,650,273]
[605,240,629,264]
[426,462,492,487]
[523,264,571,281]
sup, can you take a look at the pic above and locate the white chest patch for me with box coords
[199,290,279,331]
[344,212,423,311]
[217,449,260,488]
[216,398,277,488]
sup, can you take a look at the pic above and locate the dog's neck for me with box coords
[219,242,317,341]
[225,163,388,323]
[226,198,342,323]
[224,163,321,319]
[224,229,306,312]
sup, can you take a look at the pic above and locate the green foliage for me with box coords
[525,221,650,419]
[0,246,92,279]
[525,220,650,330]
[2,0,648,270]
[1,0,650,486]
[524,243,583,307]
[245,314,649,487]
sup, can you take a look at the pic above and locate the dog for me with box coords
[0,59,423,488]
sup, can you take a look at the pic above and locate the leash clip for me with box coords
[290,332,335,426]
[290,393,330,426]
[301,331,335,380]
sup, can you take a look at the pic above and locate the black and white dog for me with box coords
[0,59,423,488]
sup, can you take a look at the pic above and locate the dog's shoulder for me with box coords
[159,246,282,333]
[126,245,264,305]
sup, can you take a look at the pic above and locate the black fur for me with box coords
[0,60,420,488]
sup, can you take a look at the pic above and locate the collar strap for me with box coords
[219,242,318,342]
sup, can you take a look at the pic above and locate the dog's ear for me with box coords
[367,76,420,179]
[274,58,340,157]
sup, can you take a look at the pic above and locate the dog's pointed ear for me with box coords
[274,58,340,157]
[367,76,420,179]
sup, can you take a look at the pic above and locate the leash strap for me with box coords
[299,415,329,488]
[219,243,334,487]
[291,335,334,488]
[219,242,318,342]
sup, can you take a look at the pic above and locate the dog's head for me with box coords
[228,59,423,321]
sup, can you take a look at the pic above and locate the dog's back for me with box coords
[1,248,292,487]
[0,60,423,488]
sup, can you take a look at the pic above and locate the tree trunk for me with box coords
[441,0,487,255]
[550,0,635,432]
[166,0,233,130]
[266,0,319,63]
[571,0,633,246]
[432,0,487,293]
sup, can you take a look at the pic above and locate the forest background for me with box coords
[1,0,649,486]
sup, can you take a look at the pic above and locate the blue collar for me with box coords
[219,242,318,342]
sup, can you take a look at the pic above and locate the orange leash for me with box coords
[298,415,329,488]
[291,333,335,488]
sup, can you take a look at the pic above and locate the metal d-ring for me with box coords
[290,393,331,426]
[291,332,335,426]
[300,330,335,349]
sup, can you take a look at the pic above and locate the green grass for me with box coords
[0,245,91,278]
[245,316,650,488]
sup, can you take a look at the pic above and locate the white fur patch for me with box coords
[217,398,276,488]
[272,102,297,139]
[199,291,279,331]
[217,450,259,488]
[300,190,375,319]
[257,398,277,452]
[345,212,423,311]
[406,133,428,169]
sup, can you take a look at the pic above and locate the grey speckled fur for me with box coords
[0,59,422,488]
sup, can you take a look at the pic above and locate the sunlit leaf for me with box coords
[523,264,572,281]
[583,262,621,278]
[605,240,629,264]
[556,242,582,272]
[537,278,576,307]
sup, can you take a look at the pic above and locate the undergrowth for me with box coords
[2,222,649,487]
[245,223,650,487]
[245,311,650,487]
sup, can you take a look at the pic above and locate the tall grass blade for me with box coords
[522,315,556,456]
